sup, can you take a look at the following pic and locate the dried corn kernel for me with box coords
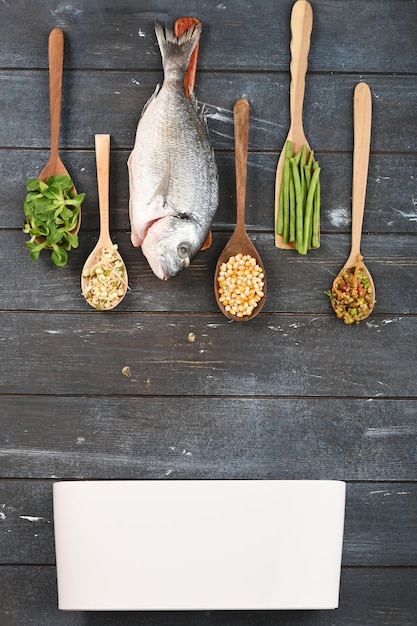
[216,253,264,318]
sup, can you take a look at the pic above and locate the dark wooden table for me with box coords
[1,1,416,624]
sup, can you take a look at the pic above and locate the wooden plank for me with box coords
[0,313,415,397]
[2,232,416,313]
[1,1,416,74]
[0,481,55,564]
[1,72,416,153]
[343,483,417,566]
[1,480,416,566]
[0,565,416,625]
[0,398,416,480]
[4,150,417,234]
[1,311,415,397]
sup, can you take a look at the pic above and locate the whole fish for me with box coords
[128,21,218,280]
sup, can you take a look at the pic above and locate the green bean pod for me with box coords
[301,166,321,255]
[289,164,296,242]
[282,155,290,243]
[277,171,284,235]
[290,157,303,252]
[311,175,321,248]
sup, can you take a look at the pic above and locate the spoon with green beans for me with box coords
[329,82,376,324]
[275,0,320,253]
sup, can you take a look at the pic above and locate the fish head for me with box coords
[141,216,203,280]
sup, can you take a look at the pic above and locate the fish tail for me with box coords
[155,20,202,80]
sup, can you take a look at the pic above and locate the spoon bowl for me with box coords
[81,134,128,310]
[274,0,315,249]
[39,27,81,235]
[214,99,266,321]
[330,82,376,322]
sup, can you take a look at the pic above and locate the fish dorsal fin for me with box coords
[189,92,212,143]
[140,83,161,118]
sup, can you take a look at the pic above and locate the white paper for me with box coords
[53,480,345,611]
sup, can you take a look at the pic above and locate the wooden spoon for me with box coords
[214,98,267,321]
[274,0,313,249]
[175,16,212,251]
[38,27,81,234]
[81,134,128,310]
[331,82,376,316]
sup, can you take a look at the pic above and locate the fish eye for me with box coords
[177,242,190,259]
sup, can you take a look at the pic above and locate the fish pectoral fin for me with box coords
[200,230,212,250]
[132,194,173,246]
[146,193,171,221]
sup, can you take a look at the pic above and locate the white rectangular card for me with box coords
[53,480,345,610]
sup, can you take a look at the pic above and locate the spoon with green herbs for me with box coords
[38,28,80,208]
[23,28,83,266]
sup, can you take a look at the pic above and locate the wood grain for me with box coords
[0,312,415,397]
[0,396,416,481]
[1,1,416,73]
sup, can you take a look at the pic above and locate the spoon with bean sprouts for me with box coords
[81,134,128,310]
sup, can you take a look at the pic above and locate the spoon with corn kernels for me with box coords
[214,99,266,321]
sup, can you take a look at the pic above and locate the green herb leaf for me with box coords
[51,244,68,266]
[26,178,42,192]
[25,241,47,260]
[65,231,79,249]
[47,223,65,244]
[46,174,72,191]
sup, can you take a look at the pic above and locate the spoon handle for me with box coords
[234,98,250,232]
[289,0,313,141]
[95,134,111,246]
[351,82,372,259]
[48,28,64,159]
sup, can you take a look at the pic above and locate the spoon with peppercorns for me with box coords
[214,98,267,321]
[329,82,376,323]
